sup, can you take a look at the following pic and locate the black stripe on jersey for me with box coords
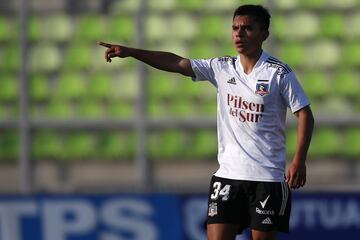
[257,79,268,82]
[266,57,292,73]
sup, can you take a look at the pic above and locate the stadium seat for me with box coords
[199,15,230,41]
[148,130,185,160]
[87,73,113,100]
[274,0,299,10]
[328,0,359,9]
[189,41,219,59]
[46,100,73,119]
[185,130,217,159]
[177,0,205,11]
[299,71,330,99]
[342,128,360,158]
[62,132,96,160]
[30,44,62,73]
[300,0,326,8]
[109,0,140,14]
[344,13,360,39]
[0,131,18,161]
[305,41,340,68]
[205,0,238,12]
[0,16,14,42]
[1,45,20,72]
[170,13,198,41]
[0,74,17,101]
[148,71,178,99]
[308,127,341,158]
[45,14,73,42]
[64,44,92,70]
[333,70,359,97]
[113,71,139,100]
[148,99,169,119]
[108,15,135,42]
[277,42,305,68]
[30,74,50,102]
[145,14,170,43]
[54,72,86,101]
[341,42,360,67]
[96,132,135,160]
[170,99,198,118]
[180,76,203,98]
[148,0,177,11]
[75,15,106,42]
[78,100,105,119]
[201,100,217,117]
[286,128,297,157]
[320,13,344,39]
[318,97,354,114]
[32,131,63,160]
[108,100,134,119]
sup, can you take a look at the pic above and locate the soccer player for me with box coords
[99,4,314,240]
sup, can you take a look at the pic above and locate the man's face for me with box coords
[232,15,268,55]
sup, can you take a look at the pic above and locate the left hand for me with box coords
[286,160,306,189]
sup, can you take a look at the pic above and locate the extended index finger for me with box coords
[98,41,113,48]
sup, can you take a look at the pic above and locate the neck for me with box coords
[239,49,263,74]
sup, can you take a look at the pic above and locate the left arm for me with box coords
[286,105,314,189]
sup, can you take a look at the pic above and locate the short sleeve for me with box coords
[280,72,310,113]
[190,58,217,87]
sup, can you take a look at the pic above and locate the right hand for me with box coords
[98,41,130,62]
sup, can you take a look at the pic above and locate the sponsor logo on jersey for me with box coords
[208,202,218,217]
[261,217,273,225]
[255,80,270,96]
[256,207,275,215]
[227,94,264,123]
[227,77,236,85]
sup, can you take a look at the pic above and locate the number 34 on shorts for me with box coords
[210,181,231,201]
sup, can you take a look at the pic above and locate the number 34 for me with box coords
[210,182,231,201]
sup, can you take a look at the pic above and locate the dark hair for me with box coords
[233,5,271,30]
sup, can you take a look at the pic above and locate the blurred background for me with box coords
[0,0,360,239]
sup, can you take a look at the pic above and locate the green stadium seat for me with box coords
[87,73,113,100]
[145,14,170,43]
[177,0,205,11]
[154,41,188,57]
[274,0,299,10]
[274,13,319,41]
[108,15,135,42]
[201,100,217,117]
[344,13,360,40]
[148,99,168,119]
[170,14,198,41]
[180,77,202,98]
[45,14,73,42]
[170,100,198,118]
[277,42,305,68]
[342,128,360,158]
[0,131,18,161]
[300,0,326,8]
[318,97,354,114]
[30,74,50,102]
[148,71,178,99]
[148,130,185,160]
[328,0,358,9]
[189,41,219,59]
[299,71,330,99]
[286,128,297,158]
[75,15,106,42]
[54,72,86,100]
[30,44,62,73]
[342,42,360,67]
[0,16,17,42]
[320,13,344,38]
[333,70,359,97]
[305,41,340,68]
[32,131,63,160]
[308,127,341,158]
[186,130,217,159]
[108,101,134,119]
[64,44,92,70]
[113,71,139,100]
[109,0,140,14]
[46,100,73,119]
[78,100,105,119]
[1,45,20,72]
[96,132,135,160]
[148,0,177,11]
[62,132,95,160]
[0,74,18,101]
[28,16,41,42]
[205,0,238,12]
[198,15,230,41]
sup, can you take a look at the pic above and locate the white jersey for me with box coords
[190,51,310,182]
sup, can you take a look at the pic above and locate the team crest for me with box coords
[208,202,218,217]
[255,80,270,96]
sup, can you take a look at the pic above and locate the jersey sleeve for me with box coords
[280,71,310,113]
[190,58,217,87]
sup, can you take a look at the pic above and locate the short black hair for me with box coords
[233,4,271,30]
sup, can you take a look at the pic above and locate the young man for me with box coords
[99,4,314,240]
